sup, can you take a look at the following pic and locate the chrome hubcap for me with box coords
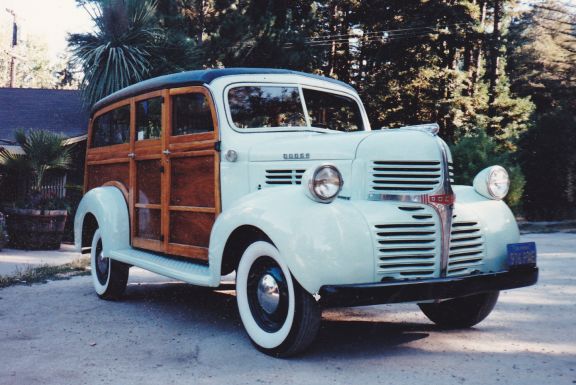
[97,250,108,274]
[257,274,280,314]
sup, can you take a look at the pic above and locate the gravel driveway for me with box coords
[0,233,574,385]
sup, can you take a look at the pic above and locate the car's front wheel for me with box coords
[418,291,500,329]
[90,229,129,300]
[236,241,321,357]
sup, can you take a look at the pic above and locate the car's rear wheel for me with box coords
[90,229,129,300]
[418,291,500,328]
[236,241,321,357]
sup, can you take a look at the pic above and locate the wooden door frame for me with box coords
[130,90,166,252]
[162,86,221,260]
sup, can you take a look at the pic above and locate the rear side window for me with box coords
[91,105,130,148]
[228,86,306,129]
[172,93,214,136]
[136,97,162,140]
[302,88,364,132]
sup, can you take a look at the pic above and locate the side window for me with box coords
[302,88,364,132]
[91,105,130,147]
[172,93,214,136]
[136,97,162,140]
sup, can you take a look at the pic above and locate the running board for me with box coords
[110,248,218,287]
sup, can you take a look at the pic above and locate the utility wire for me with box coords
[302,22,474,43]
[285,23,473,48]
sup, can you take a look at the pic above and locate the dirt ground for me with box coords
[0,233,574,385]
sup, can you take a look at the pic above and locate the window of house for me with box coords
[91,105,130,147]
[136,97,162,140]
[172,93,214,136]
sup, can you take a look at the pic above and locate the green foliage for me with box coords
[519,107,576,220]
[451,131,525,212]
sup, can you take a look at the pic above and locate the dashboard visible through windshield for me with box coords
[227,85,364,132]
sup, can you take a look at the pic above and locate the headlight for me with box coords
[302,164,343,203]
[473,165,510,200]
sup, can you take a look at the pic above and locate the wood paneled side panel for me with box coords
[136,159,161,204]
[86,163,129,192]
[170,155,215,208]
[136,208,161,240]
[169,211,214,248]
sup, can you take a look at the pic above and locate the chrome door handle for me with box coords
[162,149,171,155]
[128,152,135,159]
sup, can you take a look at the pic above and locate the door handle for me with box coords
[128,152,135,159]
[162,149,171,155]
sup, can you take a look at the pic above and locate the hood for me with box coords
[248,129,443,163]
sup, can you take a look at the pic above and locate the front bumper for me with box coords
[318,267,538,308]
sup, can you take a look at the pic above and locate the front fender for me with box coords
[210,187,374,294]
[453,185,520,272]
[74,186,130,257]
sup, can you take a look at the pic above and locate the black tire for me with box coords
[90,229,129,300]
[236,241,321,357]
[419,291,500,329]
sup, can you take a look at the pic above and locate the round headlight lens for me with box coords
[487,166,510,200]
[309,165,343,202]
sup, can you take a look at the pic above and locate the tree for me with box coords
[68,0,168,106]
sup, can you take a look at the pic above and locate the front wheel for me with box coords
[418,291,500,329]
[236,241,321,357]
[90,229,129,300]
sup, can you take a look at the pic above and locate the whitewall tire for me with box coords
[236,241,321,357]
[90,229,129,300]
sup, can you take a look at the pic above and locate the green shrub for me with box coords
[450,131,525,213]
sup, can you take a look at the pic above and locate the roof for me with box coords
[92,68,356,114]
[0,88,89,142]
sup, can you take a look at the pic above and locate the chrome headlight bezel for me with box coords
[473,165,510,200]
[302,164,344,203]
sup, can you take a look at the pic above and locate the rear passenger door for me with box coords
[162,87,220,261]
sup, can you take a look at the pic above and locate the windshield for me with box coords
[227,85,364,132]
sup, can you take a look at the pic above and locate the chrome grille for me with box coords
[374,206,439,280]
[370,161,442,193]
[264,169,305,186]
[448,219,485,276]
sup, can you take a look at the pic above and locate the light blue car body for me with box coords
[75,72,520,296]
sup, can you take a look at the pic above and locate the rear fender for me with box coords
[74,187,130,256]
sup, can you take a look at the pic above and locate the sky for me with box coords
[4,0,93,61]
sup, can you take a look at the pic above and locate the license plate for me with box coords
[507,242,537,268]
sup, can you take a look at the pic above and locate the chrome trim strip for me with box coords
[432,139,454,277]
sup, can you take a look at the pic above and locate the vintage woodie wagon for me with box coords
[75,68,538,357]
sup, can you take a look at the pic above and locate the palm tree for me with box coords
[68,0,163,107]
[0,129,73,195]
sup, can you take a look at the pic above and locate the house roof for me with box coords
[0,88,89,143]
[93,68,356,114]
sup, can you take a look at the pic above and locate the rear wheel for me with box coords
[90,229,129,300]
[236,241,321,357]
[419,291,500,329]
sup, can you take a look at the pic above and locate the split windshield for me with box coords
[228,85,364,132]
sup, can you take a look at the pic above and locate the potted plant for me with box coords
[0,129,73,250]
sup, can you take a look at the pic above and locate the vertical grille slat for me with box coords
[369,161,442,194]
[265,169,305,186]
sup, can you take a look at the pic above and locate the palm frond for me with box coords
[68,0,163,107]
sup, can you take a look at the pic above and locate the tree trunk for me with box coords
[470,0,487,97]
[487,0,501,136]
